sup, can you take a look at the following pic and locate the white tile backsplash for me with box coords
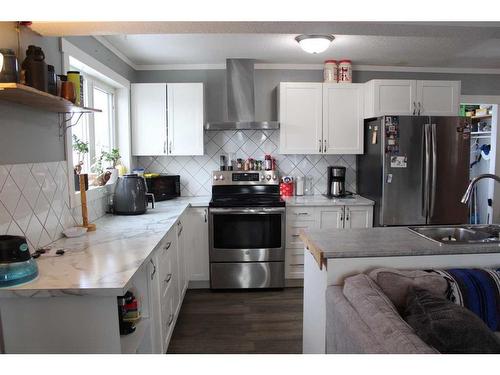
[136,130,357,196]
[0,161,109,251]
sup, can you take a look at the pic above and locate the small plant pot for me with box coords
[74,173,89,192]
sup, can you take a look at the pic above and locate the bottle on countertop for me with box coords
[264,155,272,171]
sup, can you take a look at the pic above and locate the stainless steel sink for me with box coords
[408,224,500,245]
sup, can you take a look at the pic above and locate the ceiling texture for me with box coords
[30,21,500,69]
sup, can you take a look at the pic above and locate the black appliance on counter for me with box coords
[208,170,285,289]
[145,174,180,201]
[325,166,352,198]
[113,174,155,215]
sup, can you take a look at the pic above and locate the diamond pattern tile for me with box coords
[136,130,357,196]
[0,161,109,250]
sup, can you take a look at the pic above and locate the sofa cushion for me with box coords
[404,287,500,354]
[368,268,448,313]
[343,274,438,354]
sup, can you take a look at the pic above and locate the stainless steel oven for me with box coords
[208,171,285,289]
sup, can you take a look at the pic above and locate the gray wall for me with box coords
[0,23,133,165]
[135,68,500,122]
[0,22,64,164]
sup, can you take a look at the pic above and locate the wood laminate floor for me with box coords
[167,287,303,354]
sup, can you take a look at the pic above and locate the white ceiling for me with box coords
[28,21,500,70]
[101,33,500,69]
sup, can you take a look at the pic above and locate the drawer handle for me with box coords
[164,241,172,251]
[290,263,305,266]
[168,313,174,327]
[291,234,300,238]
[294,212,309,216]
[165,273,172,283]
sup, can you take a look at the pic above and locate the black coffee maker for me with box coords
[325,166,351,198]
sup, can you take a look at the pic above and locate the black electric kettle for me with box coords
[113,174,154,215]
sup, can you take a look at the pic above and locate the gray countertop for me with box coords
[0,196,210,298]
[300,226,500,261]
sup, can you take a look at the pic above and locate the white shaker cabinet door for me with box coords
[317,207,344,230]
[365,79,417,118]
[416,80,461,116]
[344,205,373,229]
[323,83,364,154]
[279,82,323,154]
[167,83,204,156]
[187,207,210,282]
[131,83,167,156]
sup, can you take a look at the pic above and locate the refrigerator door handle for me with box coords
[430,123,438,217]
[422,124,431,219]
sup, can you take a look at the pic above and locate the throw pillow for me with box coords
[404,287,500,354]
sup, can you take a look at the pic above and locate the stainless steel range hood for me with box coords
[204,59,279,131]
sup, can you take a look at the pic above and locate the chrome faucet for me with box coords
[461,174,500,205]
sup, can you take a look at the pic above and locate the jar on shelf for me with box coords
[338,59,352,83]
[323,60,338,83]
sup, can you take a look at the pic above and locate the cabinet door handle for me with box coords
[345,208,350,221]
[169,141,172,154]
[204,209,207,223]
[163,141,167,154]
[164,241,172,251]
[168,313,174,327]
[165,273,172,283]
[418,102,422,115]
[178,222,183,236]
[319,139,322,152]
[150,259,156,280]
[323,140,327,153]
[412,102,416,115]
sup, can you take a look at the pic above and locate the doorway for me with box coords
[460,101,498,224]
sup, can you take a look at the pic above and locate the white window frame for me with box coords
[61,38,131,209]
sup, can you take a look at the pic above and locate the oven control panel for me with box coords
[212,171,279,185]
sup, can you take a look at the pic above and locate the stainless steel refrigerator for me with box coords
[357,116,471,226]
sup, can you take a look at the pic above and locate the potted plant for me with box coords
[72,135,89,191]
[90,152,111,187]
[102,148,121,185]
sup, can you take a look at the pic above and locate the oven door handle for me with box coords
[209,207,285,214]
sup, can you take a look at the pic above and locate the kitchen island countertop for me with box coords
[283,194,374,206]
[300,226,500,268]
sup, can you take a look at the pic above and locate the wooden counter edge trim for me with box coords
[298,231,326,270]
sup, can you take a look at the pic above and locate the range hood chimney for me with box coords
[204,59,279,131]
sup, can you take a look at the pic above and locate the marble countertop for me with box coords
[0,196,210,298]
[283,195,374,207]
[300,226,500,268]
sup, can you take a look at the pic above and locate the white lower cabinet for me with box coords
[186,208,210,282]
[285,205,373,280]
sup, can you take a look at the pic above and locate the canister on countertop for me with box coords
[264,154,272,171]
[323,60,338,83]
[295,176,305,196]
[338,60,352,83]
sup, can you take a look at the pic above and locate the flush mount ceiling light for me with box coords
[295,34,334,54]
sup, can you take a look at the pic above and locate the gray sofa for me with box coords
[325,271,440,354]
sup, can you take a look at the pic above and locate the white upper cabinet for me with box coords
[416,80,461,116]
[131,82,204,156]
[131,83,167,156]
[323,84,364,154]
[167,83,204,156]
[364,79,461,118]
[279,82,323,154]
[279,82,364,155]
[364,80,416,118]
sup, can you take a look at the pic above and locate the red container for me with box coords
[280,182,294,197]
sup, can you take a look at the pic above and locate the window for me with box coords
[71,71,116,180]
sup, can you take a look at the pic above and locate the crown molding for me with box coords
[93,36,139,70]
[135,63,226,71]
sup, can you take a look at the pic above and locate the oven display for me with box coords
[232,173,260,182]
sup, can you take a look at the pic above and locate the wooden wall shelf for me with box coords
[0,83,101,113]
